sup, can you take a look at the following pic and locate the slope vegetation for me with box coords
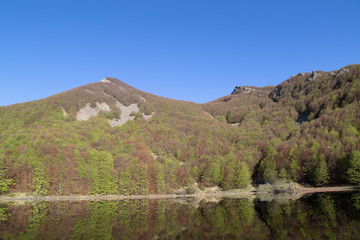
[0,65,359,196]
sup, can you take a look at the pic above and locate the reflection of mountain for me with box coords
[1,193,360,239]
[0,64,360,195]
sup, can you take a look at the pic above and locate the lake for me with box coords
[1,192,360,239]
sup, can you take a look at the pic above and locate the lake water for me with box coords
[1,192,360,239]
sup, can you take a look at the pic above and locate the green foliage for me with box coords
[313,158,330,186]
[155,165,166,193]
[118,164,150,195]
[264,168,278,184]
[0,205,10,221]
[33,167,50,195]
[347,151,360,185]
[136,164,150,194]
[118,168,136,195]
[0,166,14,195]
[226,111,236,124]
[206,162,224,187]
[290,158,300,181]
[86,149,118,195]
[352,193,360,210]
[0,65,359,194]
[278,168,288,181]
[295,101,306,113]
[260,146,279,184]
[236,162,251,188]
[73,201,118,240]
[192,166,199,182]
[144,106,154,115]
[18,202,48,240]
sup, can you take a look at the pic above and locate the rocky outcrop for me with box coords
[76,102,111,121]
[108,101,140,127]
[108,100,154,127]
[231,86,255,95]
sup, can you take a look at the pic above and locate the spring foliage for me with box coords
[347,151,360,185]
[0,65,359,195]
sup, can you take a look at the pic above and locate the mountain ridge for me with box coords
[0,64,359,196]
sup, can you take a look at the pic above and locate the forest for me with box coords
[0,64,359,196]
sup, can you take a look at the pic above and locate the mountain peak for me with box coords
[100,77,112,83]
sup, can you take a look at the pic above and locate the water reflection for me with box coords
[1,193,360,239]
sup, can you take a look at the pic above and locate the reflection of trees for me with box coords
[19,202,48,240]
[72,201,118,240]
[185,199,266,239]
[1,194,360,239]
[256,194,348,240]
[116,199,151,239]
[0,205,10,221]
[152,200,188,239]
[352,193,360,210]
[314,195,337,240]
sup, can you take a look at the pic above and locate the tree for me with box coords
[33,167,50,195]
[313,158,329,186]
[86,149,117,194]
[0,154,14,195]
[264,168,278,184]
[347,151,360,184]
[207,162,224,187]
[192,166,199,182]
[289,145,301,181]
[278,168,288,181]
[156,166,166,193]
[136,164,150,194]
[236,162,251,188]
[0,169,14,195]
[261,146,278,184]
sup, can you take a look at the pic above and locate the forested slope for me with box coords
[204,64,360,186]
[0,65,359,196]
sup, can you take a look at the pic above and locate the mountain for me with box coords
[0,65,359,196]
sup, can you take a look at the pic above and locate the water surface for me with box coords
[1,192,360,239]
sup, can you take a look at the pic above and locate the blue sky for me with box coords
[1,0,359,106]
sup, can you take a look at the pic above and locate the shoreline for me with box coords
[0,185,359,203]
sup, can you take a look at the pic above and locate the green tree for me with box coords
[86,149,117,194]
[289,146,301,181]
[136,164,150,194]
[33,167,50,195]
[226,111,236,124]
[0,205,10,221]
[278,168,288,181]
[0,153,14,195]
[156,165,166,193]
[264,167,278,184]
[192,166,199,182]
[236,162,251,188]
[0,169,14,195]
[313,158,329,186]
[118,168,136,195]
[261,146,278,183]
[347,150,360,184]
[207,162,224,187]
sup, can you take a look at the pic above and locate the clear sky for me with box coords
[1,0,359,106]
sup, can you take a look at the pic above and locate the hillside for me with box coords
[0,65,359,196]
